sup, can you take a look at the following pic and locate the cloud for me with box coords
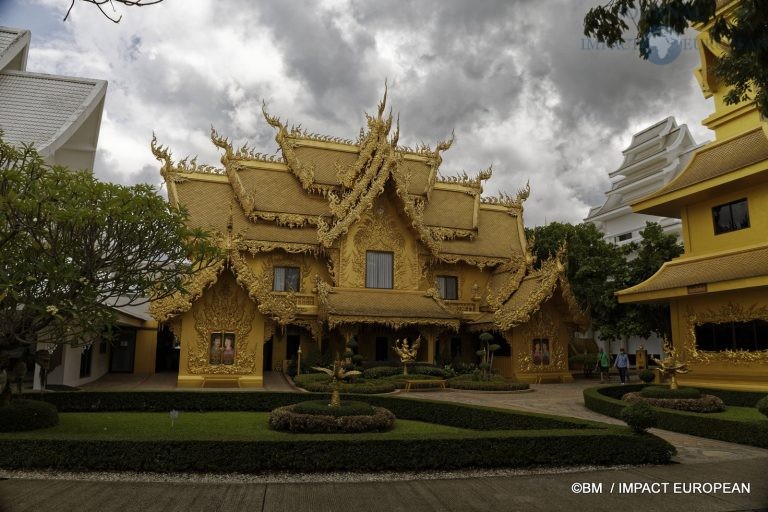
[15,0,712,226]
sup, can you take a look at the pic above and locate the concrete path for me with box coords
[2,458,767,512]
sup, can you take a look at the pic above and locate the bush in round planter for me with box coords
[757,395,768,418]
[292,400,374,417]
[0,399,59,432]
[268,401,395,433]
[639,386,701,399]
[620,401,657,433]
[638,369,656,384]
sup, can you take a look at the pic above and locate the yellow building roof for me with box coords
[617,243,768,303]
[322,288,460,330]
[152,95,529,264]
[632,128,768,217]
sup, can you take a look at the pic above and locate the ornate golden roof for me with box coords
[617,243,768,302]
[153,91,531,263]
[319,287,460,331]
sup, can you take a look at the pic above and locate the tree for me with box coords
[0,137,221,357]
[584,0,768,118]
[529,221,682,341]
[64,0,165,23]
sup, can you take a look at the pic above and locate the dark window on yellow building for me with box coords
[437,275,458,300]
[375,337,389,361]
[695,320,768,351]
[273,267,300,292]
[450,337,463,358]
[712,198,749,234]
[366,251,393,288]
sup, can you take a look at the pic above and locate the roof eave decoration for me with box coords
[493,245,588,331]
[481,180,530,217]
[210,127,321,229]
[149,258,226,322]
[262,102,318,193]
[437,164,492,193]
[486,253,529,309]
[151,133,227,208]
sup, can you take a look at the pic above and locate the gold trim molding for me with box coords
[684,303,768,365]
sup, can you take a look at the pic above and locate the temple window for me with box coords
[616,232,632,242]
[694,320,768,352]
[437,275,459,300]
[365,251,393,288]
[273,266,300,292]
[712,198,750,235]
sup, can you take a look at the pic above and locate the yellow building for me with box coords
[617,0,768,390]
[149,95,587,388]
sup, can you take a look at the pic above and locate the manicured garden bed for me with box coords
[0,390,675,472]
[583,384,768,448]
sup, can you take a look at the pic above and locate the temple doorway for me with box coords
[263,337,273,371]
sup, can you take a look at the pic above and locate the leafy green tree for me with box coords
[0,137,220,356]
[584,0,768,118]
[529,221,682,341]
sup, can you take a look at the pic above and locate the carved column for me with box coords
[422,326,439,364]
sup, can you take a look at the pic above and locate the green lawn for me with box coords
[0,412,472,441]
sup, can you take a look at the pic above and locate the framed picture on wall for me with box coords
[208,332,224,364]
[209,332,223,365]
[532,338,550,366]
[222,332,236,365]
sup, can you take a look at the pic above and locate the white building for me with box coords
[585,117,703,358]
[1,27,160,388]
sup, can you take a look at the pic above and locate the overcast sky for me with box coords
[0,0,713,225]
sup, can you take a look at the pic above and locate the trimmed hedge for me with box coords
[0,430,674,472]
[584,385,768,448]
[3,391,676,472]
[0,399,59,432]
[269,405,395,433]
[448,375,530,392]
[639,386,701,399]
[621,402,657,433]
[757,396,768,418]
[288,374,398,394]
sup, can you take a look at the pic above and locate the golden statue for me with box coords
[312,358,362,407]
[393,336,421,376]
[652,337,689,390]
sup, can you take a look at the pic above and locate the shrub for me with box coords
[410,364,455,379]
[268,405,395,433]
[623,392,726,413]
[757,396,768,418]
[292,374,396,394]
[621,402,657,433]
[0,399,59,432]
[363,366,402,379]
[448,375,529,391]
[639,386,701,399]
[638,369,656,384]
[292,400,374,417]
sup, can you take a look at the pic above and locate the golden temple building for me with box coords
[149,93,587,388]
[618,0,768,390]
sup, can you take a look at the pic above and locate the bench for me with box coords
[403,379,447,392]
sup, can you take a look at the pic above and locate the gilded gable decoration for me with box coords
[149,258,226,322]
[190,271,257,375]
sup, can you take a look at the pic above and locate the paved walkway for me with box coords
[400,381,768,464]
[3,379,767,511]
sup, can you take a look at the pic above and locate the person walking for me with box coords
[596,348,610,383]
[614,348,629,384]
